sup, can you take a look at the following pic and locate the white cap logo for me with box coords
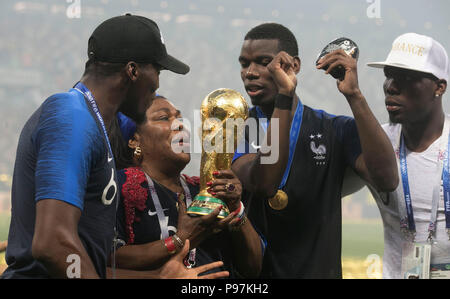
[367,33,449,82]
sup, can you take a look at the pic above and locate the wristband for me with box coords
[274,93,293,110]
[229,215,248,232]
[172,234,184,249]
[236,201,245,220]
[164,237,176,255]
[229,202,246,232]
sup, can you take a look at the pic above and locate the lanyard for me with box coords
[396,117,450,242]
[143,173,192,238]
[144,173,197,267]
[74,82,114,158]
[255,97,304,189]
[73,81,120,277]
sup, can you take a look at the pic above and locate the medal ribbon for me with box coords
[255,96,304,189]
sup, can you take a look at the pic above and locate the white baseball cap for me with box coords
[367,33,449,82]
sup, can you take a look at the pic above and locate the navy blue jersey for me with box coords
[233,104,362,278]
[116,167,262,278]
[2,88,117,279]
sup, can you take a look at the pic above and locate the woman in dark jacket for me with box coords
[113,95,264,278]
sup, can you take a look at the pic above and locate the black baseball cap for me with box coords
[87,13,189,74]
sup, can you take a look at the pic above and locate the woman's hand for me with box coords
[205,169,244,233]
[175,198,222,249]
[207,169,242,212]
[176,169,244,246]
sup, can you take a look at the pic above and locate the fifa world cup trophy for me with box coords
[187,88,248,218]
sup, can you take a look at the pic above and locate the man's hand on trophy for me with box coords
[316,49,362,100]
[176,199,223,249]
[206,169,242,212]
[267,51,298,97]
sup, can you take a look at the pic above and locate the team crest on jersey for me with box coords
[309,133,327,166]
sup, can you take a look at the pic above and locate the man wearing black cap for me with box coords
[1,14,227,279]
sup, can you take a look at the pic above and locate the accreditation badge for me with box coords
[429,242,450,279]
[430,263,450,279]
[401,242,431,279]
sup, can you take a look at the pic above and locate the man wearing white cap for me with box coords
[367,33,449,279]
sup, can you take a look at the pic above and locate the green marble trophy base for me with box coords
[186,195,230,219]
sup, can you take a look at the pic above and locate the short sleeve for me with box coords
[333,116,362,168]
[33,93,98,210]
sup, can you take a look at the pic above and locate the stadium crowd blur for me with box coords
[0,0,448,216]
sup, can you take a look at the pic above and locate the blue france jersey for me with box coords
[232,104,362,278]
[2,88,117,278]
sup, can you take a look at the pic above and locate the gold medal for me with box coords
[268,190,288,210]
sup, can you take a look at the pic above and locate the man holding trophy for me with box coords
[231,23,399,278]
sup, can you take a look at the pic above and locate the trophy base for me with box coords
[186,195,229,219]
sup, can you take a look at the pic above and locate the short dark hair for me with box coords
[83,59,128,77]
[245,23,299,57]
[83,59,154,80]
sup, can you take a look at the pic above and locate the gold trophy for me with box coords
[187,88,249,218]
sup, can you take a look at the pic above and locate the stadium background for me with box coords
[0,0,449,278]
